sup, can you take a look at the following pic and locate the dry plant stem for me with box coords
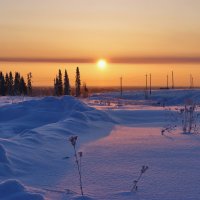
[131,166,148,192]
[182,105,195,133]
[79,154,82,176]
[163,103,200,135]
[131,172,143,192]
[183,105,187,132]
[73,145,84,196]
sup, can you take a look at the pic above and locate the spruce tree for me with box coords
[0,72,2,96]
[8,72,14,96]
[53,78,56,96]
[82,83,89,98]
[27,72,32,96]
[64,69,71,95]
[54,76,59,96]
[75,67,81,97]
[0,72,5,96]
[5,73,9,95]
[14,72,21,95]
[19,77,27,95]
[58,69,63,96]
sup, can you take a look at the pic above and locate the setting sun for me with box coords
[97,59,107,70]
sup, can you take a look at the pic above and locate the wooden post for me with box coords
[190,74,193,89]
[149,73,152,95]
[191,76,194,88]
[172,71,174,89]
[167,74,169,89]
[120,76,123,98]
[145,74,148,91]
[144,74,148,99]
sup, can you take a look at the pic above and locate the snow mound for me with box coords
[72,195,94,200]
[0,144,9,164]
[0,96,105,136]
[0,95,116,183]
[0,95,114,128]
[70,111,89,122]
[112,191,136,198]
[0,95,93,123]
[0,180,44,200]
[0,144,12,176]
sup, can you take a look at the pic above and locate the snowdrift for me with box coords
[0,144,12,176]
[0,144,10,164]
[1,91,199,199]
[0,180,44,200]
[0,95,116,199]
[0,96,115,135]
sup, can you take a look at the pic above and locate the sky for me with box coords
[0,0,200,86]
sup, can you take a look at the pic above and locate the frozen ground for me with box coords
[87,88,200,107]
[0,96,40,107]
[0,89,200,200]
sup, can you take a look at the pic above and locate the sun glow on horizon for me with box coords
[97,59,107,70]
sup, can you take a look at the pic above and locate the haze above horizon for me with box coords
[1,1,200,59]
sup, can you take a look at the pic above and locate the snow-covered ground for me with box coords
[0,89,200,200]
[87,88,200,107]
[0,96,40,108]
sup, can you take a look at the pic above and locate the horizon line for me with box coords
[1,56,200,64]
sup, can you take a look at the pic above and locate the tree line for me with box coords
[0,71,32,96]
[54,67,88,97]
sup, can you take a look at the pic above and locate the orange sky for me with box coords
[1,0,200,86]
[0,62,200,88]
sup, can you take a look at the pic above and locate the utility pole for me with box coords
[145,74,148,91]
[144,74,148,99]
[190,74,193,89]
[172,71,174,89]
[120,76,123,98]
[149,73,152,95]
[191,75,194,88]
[192,76,194,88]
[167,74,169,89]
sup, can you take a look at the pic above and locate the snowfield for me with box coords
[0,89,200,200]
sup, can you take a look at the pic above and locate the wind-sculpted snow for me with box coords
[0,96,114,136]
[0,144,12,176]
[0,144,9,164]
[0,91,199,200]
[0,180,44,200]
[0,96,116,199]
